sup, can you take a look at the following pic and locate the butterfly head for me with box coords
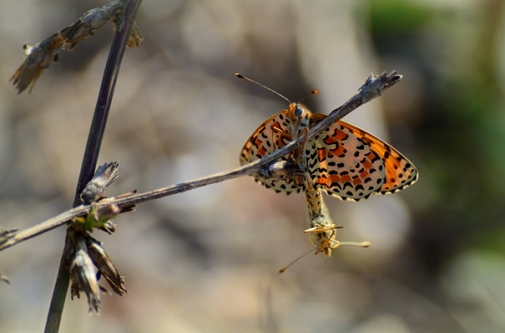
[287,102,313,135]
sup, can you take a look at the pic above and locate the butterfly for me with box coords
[237,73,418,257]
[239,101,419,201]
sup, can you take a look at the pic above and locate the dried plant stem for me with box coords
[0,71,402,254]
[43,1,142,332]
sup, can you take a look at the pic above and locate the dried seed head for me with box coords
[69,238,101,313]
[10,33,64,94]
[11,1,142,93]
[80,162,120,204]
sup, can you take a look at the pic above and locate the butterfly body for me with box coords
[303,179,339,257]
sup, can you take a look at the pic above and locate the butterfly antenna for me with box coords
[235,73,320,106]
[298,89,319,103]
[277,247,316,274]
[278,239,371,274]
[235,73,292,104]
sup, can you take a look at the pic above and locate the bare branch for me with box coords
[0,226,18,246]
[0,71,402,252]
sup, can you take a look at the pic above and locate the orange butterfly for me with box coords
[238,74,418,257]
[240,101,419,201]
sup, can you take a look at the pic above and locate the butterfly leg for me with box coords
[258,125,306,183]
[258,159,305,180]
[305,220,341,257]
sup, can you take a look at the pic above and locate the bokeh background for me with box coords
[1,0,505,332]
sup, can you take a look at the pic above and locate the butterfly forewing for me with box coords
[240,111,305,194]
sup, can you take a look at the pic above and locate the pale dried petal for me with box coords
[87,237,127,296]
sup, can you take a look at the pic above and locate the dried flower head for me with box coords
[80,162,120,204]
[69,238,101,313]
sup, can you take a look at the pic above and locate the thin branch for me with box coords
[0,71,402,253]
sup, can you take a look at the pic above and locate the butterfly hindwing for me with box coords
[337,120,419,194]
[306,115,386,201]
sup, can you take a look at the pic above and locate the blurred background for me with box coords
[1,0,505,332]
